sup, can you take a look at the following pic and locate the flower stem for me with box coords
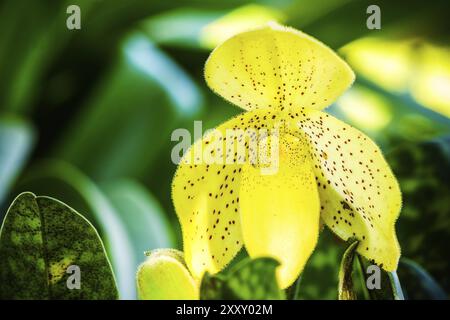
[388,271,405,300]
[287,274,303,300]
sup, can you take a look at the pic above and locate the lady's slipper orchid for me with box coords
[172,23,401,289]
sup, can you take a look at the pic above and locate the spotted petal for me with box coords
[289,109,401,271]
[240,135,320,288]
[172,108,281,278]
[205,23,354,111]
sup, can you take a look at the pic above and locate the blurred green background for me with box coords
[0,0,449,299]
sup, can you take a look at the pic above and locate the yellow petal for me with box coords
[239,134,320,288]
[136,249,198,300]
[289,109,401,271]
[172,108,280,278]
[205,23,354,111]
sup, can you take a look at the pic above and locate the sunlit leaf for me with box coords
[410,43,450,118]
[200,4,285,48]
[341,37,450,118]
[340,37,413,93]
[142,8,220,48]
[335,85,393,132]
[0,116,34,206]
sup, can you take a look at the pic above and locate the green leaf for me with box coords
[141,8,221,49]
[0,1,98,114]
[200,257,285,300]
[0,0,60,113]
[0,116,34,205]
[102,179,176,253]
[386,137,450,294]
[56,32,203,181]
[388,270,405,300]
[0,192,118,299]
[200,272,227,300]
[357,255,404,300]
[17,160,137,299]
[338,240,359,300]
[398,258,447,300]
[102,179,177,285]
[287,274,302,300]
[295,228,346,299]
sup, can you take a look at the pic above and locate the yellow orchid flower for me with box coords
[172,23,401,289]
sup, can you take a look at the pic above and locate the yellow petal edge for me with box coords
[205,22,355,111]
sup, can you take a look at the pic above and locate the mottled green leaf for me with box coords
[338,240,358,300]
[200,257,284,300]
[0,192,118,299]
[200,272,227,300]
[16,160,136,299]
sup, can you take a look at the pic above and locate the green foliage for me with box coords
[338,240,358,300]
[55,32,203,181]
[295,229,345,299]
[387,137,450,295]
[103,180,176,258]
[0,116,34,205]
[398,258,447,300]
[200,257,285,300]
[0,192,118,299]
[357,255,404,300]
